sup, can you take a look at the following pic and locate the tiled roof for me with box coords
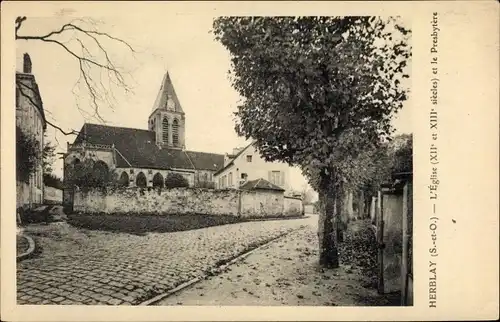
[214,141,254,176]
[239,178,285,192]
[185,150,225,171]
[73,123,224,171]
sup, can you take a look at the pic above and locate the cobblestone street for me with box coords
[17,217,311,305]
[156,216,392,306]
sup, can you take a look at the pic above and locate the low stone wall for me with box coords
[284,196,303,217]
[16,181,30,208]
[74,187,240,216]
[44,186,63,205]
[381,193,404,293]
[240,190,284,218]
[73,187,304,219]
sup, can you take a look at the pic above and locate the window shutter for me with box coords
[268,171,272,182]
[281,171,285,186]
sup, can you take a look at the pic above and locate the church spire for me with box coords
[151,72,184,114]
[148,72,186,150]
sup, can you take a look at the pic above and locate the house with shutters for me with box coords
[214,142,291,191]
[63,72,225,190]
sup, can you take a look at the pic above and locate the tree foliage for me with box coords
[43,173,63,189]
[213,16,411,267]
[42,139,57,174]
[165,172,190,189]
[389,133,412,174]
[65,158,117,190]
[16,126,41,183]
[213,16,410,170]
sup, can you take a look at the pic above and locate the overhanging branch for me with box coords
[17,81,79,136]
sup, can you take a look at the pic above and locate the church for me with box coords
[63,72,292,192]
[64,72,225,189]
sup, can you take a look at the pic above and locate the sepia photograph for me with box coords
[13,13,414,307]
[3,1,499,321]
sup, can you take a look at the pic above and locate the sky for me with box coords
[16,14,412,197]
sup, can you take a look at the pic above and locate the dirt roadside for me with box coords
[156,217,399,306]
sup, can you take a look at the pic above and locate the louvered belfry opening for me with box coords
[162,117,169,143]
[172,119,179,146]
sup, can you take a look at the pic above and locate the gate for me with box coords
[62,187,75,213]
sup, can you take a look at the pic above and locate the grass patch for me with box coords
[67,213,244,235]
[18,206,53,225]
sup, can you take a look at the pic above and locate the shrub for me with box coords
[65,158,117,191]
[16,126,41,183]
[196,181,216,189]
[165,172,189,189]
[43,173,63,189]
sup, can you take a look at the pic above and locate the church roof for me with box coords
[239,178,285,192]
[151,72,183,113]
[73,123,224,171]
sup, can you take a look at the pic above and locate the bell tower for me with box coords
[148,72,186,149]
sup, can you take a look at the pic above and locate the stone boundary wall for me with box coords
[74,187,240,216]
[44,186,63,205]
[73,187,304,219]
[284,196,304,216]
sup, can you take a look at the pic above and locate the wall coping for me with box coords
[284,195,303,201]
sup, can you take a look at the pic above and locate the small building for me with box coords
[214,142,291,192]
[16,53,47,209]
[238,178,286,218]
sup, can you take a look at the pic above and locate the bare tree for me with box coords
[300,183,315,205]
[15,16,137,136]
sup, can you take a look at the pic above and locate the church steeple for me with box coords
[148,72,186,150]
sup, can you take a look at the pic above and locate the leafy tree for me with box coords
[213,16,411,267]
[43,173,63,189]
[65,158,117,191]
[42,138,57,174]
[16,126,41,183]
[165,172,190,189]
[389,133,412,174]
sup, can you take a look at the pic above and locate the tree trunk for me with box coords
[358,190,365,219]
[335,185,345,243]
[347,190,354,220]
[317,178,339,268]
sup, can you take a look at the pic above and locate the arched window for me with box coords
[136,172,147,188]
[152,172,164,188]
[118,172,129,187]
[172,119,179,146]
[162,117,169,143]
[93,161,109,181]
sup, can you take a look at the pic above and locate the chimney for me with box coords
[23,53,32,74]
